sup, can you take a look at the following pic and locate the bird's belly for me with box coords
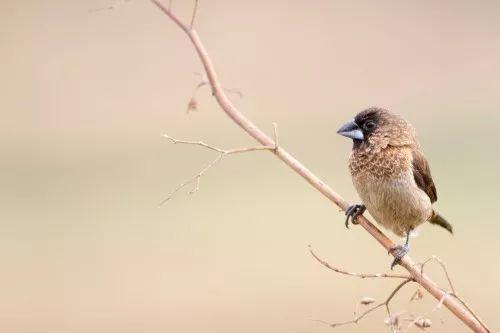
[353,171,432,237]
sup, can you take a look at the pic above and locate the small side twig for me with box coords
[310,246,413,331]
[316,279,413,330]
[419,256,456,294]
[188,72,242,113]
[415,256,489,333]
[403,291,450,332]
[273,122,279,150]
[309,246,410,279]
[160,134,275,205]
[190,0,199,29]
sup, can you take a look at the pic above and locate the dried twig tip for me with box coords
[415,318,432,329]
[190,0,199,29]
[360,297,376,305]
[187,97,198,113]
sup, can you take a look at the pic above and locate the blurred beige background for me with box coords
[1,0,500,332]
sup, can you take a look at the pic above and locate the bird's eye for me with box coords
[363,121,376,131]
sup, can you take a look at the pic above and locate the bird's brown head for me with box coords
[337,107,416,152]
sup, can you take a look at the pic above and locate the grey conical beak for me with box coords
[337,119,364,141]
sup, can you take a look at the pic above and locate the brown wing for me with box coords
[412,150,437,203]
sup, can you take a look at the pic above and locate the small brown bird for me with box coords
[337,107,452,268]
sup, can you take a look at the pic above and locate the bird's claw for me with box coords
[345,204,366,228]
[389,244,410,270]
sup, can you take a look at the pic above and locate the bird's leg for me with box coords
[345,204,366,228]
[388,232,411,270]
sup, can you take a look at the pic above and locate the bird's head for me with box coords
[337,107,416,151]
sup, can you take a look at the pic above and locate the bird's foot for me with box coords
[345,204,366,228]
[388,244,410,270]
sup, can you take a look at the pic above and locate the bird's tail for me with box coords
[429,210,453,234]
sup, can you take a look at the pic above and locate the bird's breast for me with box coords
[349,146,432,236]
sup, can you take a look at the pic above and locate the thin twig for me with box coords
[159,154,222,206]
[162,134,226,153]
[273,122,279,150]
[317,279,413,329]
[416,256,490,333]
[420,256,455,294]
[449,294,490,333]
[160,134,275,204]
[223,87,243,99]
[190,0,199,29]
[309,246,410,279]
[403,291,450,332]
[162,134,275,154]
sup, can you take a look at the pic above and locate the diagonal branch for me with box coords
[148,1,490,332]
[416,256,489,332]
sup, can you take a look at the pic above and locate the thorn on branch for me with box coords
[419,255,455,294]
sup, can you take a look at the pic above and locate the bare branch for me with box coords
[309,246,410,279]
[273,122,279,150]
[317,279,413,329]
[403,291,450,333]
[151,0,190,33]
[410,288,424,302]
[162,134,226,153]
[311,250,461,331]
[416,256,490,333]
[149,1,491,332]
[420,255,456,294]
[159,153,222,206]
[162,134,275,154]
[160,134,275,205]
[190,0,199,29]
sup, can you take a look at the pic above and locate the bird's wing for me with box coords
[412,149,437,203]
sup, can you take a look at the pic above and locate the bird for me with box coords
[337,107,452,269]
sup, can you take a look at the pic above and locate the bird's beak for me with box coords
[337,119,364,141]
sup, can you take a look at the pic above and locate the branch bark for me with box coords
[149,1,490,332]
